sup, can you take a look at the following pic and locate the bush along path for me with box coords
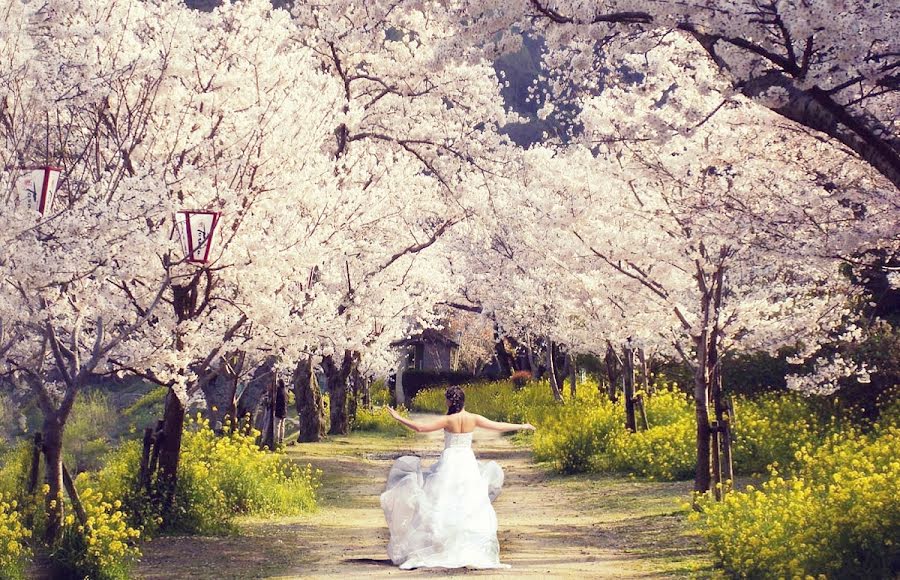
[136,414,711,579]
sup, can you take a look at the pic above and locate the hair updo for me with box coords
[445,385,465,415]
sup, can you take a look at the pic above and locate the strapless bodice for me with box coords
[443,431,474,449]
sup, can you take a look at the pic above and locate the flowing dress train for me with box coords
[380,431,509,569]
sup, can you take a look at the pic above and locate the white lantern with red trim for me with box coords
[175,210,220,263]
[16,166,61,216]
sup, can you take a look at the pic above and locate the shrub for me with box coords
[79,441,156,535]
[606,416,696,480]
[165,415,319,534]
[84,415,320,537]
[600,389,696,480]
[50,488,141,580]
[532,398,622,473]
[510,370,532,389]
[877,388,900,427]
[352,407,414,437]
[695,425,900,578]
[731,392,834,475]
[643,386,693,427]
[0,495,30,580]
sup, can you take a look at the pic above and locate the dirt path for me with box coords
[137,416,710,579]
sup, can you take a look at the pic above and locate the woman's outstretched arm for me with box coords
[474,415,536,433]
[386,407,449,433]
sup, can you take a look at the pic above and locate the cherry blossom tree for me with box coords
[453,33,897,492]
[0,0,186,541]
[445,0,899,189]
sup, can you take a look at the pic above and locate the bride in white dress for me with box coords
[381,385,535,570]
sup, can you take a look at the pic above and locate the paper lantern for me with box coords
[16,166,61,215]
[175,210,220,263]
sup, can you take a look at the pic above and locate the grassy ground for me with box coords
[136,416,714,579]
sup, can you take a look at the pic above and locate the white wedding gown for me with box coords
[380,430,510,570]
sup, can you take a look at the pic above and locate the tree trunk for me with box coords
[361,376,371,409]
[324,351,353,436]
[27,433,42,484]
[394,365,406,407]
[525,338,542,378]
[199,370,228,431]
[638,348,651,395]
[260,378,276,450]
[568,353,577,399]
[348,363,361,423]
[157,389,185,521]
[237,357,276,425]
[293,357,325,442]
[41,418,65,544]
[604,342,620,403]
[623,345,637,433]
[693,330,712,494]
[215,351,245,431]
[721,398,735,485]
[546,339,565,403]
[493,324,513,379]
[709,268,734,490]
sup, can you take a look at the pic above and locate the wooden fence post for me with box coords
[635,394,650,431]
[27,432,42,495]
[710,420,722,501]
[61,463,88,527]
[623,346,637,432]
[722,397,735,491]
[139,427,154,495]
[148,430,164,485]
[24,432,43,529]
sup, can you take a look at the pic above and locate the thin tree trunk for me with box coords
[709,267,734,489]
[27,432,42,494]
[568,353,577,400]
[61,463,87,527]
[721,398,735,485]
[394,365,406,407]
[361,377,371,409]
[348,361,361,423]
[711,420,722,500]
[546,339,564,403]
[638,348,651,395]
[525,337,541,378]
[222,351,246,430]
[693,329,712,494]
[623,345,637,433]
[604,342,620,403]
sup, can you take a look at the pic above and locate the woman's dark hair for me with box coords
[445,385,465,415]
